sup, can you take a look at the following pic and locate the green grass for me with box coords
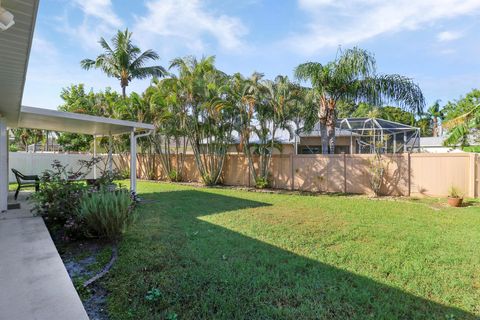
[106,181,480,319]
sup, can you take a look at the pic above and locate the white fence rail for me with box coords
[8,152,107,183]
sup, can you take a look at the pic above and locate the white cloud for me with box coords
[133,0,248,52]
[73,0,121,28]
[287,0,480,55]
[56,0,123,51]
[437,30,463,42]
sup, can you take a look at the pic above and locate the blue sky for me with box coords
[23,0,480,110]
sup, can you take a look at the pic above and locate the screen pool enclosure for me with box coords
[298,117,421,154]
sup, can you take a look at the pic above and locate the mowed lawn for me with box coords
[106,181,480,320]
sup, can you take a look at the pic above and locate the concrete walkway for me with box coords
[0,193,89,320]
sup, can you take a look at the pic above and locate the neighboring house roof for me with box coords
[419,137,445,147]
[420,135,479,148]
[298,127,359,138]
[202,128,295,145]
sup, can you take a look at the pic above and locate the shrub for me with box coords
[31,158,122,239]
[31,160,94,236]
[168,169,182,182]
[78,188,135,240]
[255,177,270,189]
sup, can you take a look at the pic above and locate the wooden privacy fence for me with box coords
[134,153,479,198]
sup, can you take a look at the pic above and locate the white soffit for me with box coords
[0,0,39,126]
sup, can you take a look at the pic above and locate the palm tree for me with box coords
[169,56,233,185]
[217,72,263,181]
[258,75,298,181]
[427,100,444,137]
[147,78,189,181]
[81,29,166,98]
[294,47,425,154]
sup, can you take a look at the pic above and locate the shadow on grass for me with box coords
[462,200,480,208]
[108,189,476,319]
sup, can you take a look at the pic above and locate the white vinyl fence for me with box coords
[8,152,108,183]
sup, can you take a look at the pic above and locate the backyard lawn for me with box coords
[105,181,480,319]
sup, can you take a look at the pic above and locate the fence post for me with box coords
[469,153,476,198]
[407,153,411,197]
[473,155,480,197]
[343,153,347,193]
[290,153,294,191]
[248,156,251,187]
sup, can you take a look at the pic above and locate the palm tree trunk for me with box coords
[319,122,328,154]
[326,99,336,154]
[327,125,335,154]
[122,86,126,99]
[432,117,438,137]
[318,97,330,154]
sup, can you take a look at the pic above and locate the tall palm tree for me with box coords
[169,56,233,185]
[294,47,425,154]
[81,29,166,98]
[427,100,444,137]
[217,72,263,180]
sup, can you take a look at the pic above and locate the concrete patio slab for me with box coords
[0,193,89,320]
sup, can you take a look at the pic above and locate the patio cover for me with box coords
[1,105,154,213]
[19,106,154,135]
[16,106,154,199]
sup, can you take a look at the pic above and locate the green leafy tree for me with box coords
[56,85,129,157]
[443,89,480,147]
[81,29,166,98]
[10,128,44,151]
[337,102,416,125]
[294,47,425,154]
[56,84,96,151]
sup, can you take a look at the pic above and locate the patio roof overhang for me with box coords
[0,0,38,127]
[18,106,154,135]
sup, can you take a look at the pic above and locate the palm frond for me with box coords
[294,62,323,86]
[80,59,96,70]
[131,66,167,79]
[336,47,376,79]
[130,49,160,69]
[357,74,425,114]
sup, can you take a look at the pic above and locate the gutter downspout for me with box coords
[130,129,153,194]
